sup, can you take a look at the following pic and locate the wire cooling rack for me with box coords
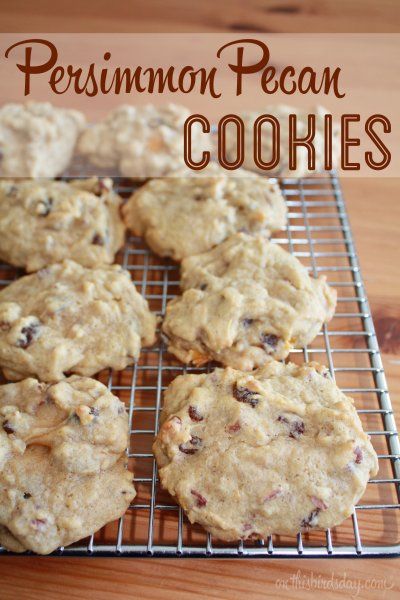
[0,173,399,558]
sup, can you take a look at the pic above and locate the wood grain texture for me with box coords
[0,1,399,598]
[0,557,398,599]
[1,0,400,33]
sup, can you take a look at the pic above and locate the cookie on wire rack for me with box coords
[0,260,156,382]
[0,376,135,554]
[162,232,336,370]
[122,165,287,261]
[0,177,125,272]
[153,361,378,542]
[0,102,85,178]
[78,103,207,178]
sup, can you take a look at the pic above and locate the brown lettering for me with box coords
[289,114,316,171]
[5,38,58,95]
[365,115,391,170]
[253,115,280,171]
[324,113,333,171]
[184,115,210,170]
[218,114,244,169]
[341,115,360,170]
[217,39,269,96]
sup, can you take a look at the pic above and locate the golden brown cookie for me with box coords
[154,362,378,542]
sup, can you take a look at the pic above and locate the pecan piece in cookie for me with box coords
[190,350,211,367]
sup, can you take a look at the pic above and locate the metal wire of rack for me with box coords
[0,172,399,558]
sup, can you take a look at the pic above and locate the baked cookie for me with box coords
[0,457,133,555]
[162,233,336,369]
[0,260,156,381]
[0,178,125,272]
[0,376,134,554]
[0,102,85,178]
[153,361,378,542]
[225,105,340,177]
[78,103,206,178]
[0,376,129,474]
[0,458,133,554]
[122,167,287,261]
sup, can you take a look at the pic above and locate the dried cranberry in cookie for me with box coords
[226,421,241,434]
[232,382,260,408]
[188,406,204,422]
[191,490,207,507]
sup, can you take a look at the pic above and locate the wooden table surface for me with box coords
[0,1,399,598]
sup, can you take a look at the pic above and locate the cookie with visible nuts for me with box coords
[153,361,378,541]
[0,260,156,381]
[0,178,125,272]
[0,376,129,473]
[0,376,135,555]
[162,233,336,369]
[122,166,287,261]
